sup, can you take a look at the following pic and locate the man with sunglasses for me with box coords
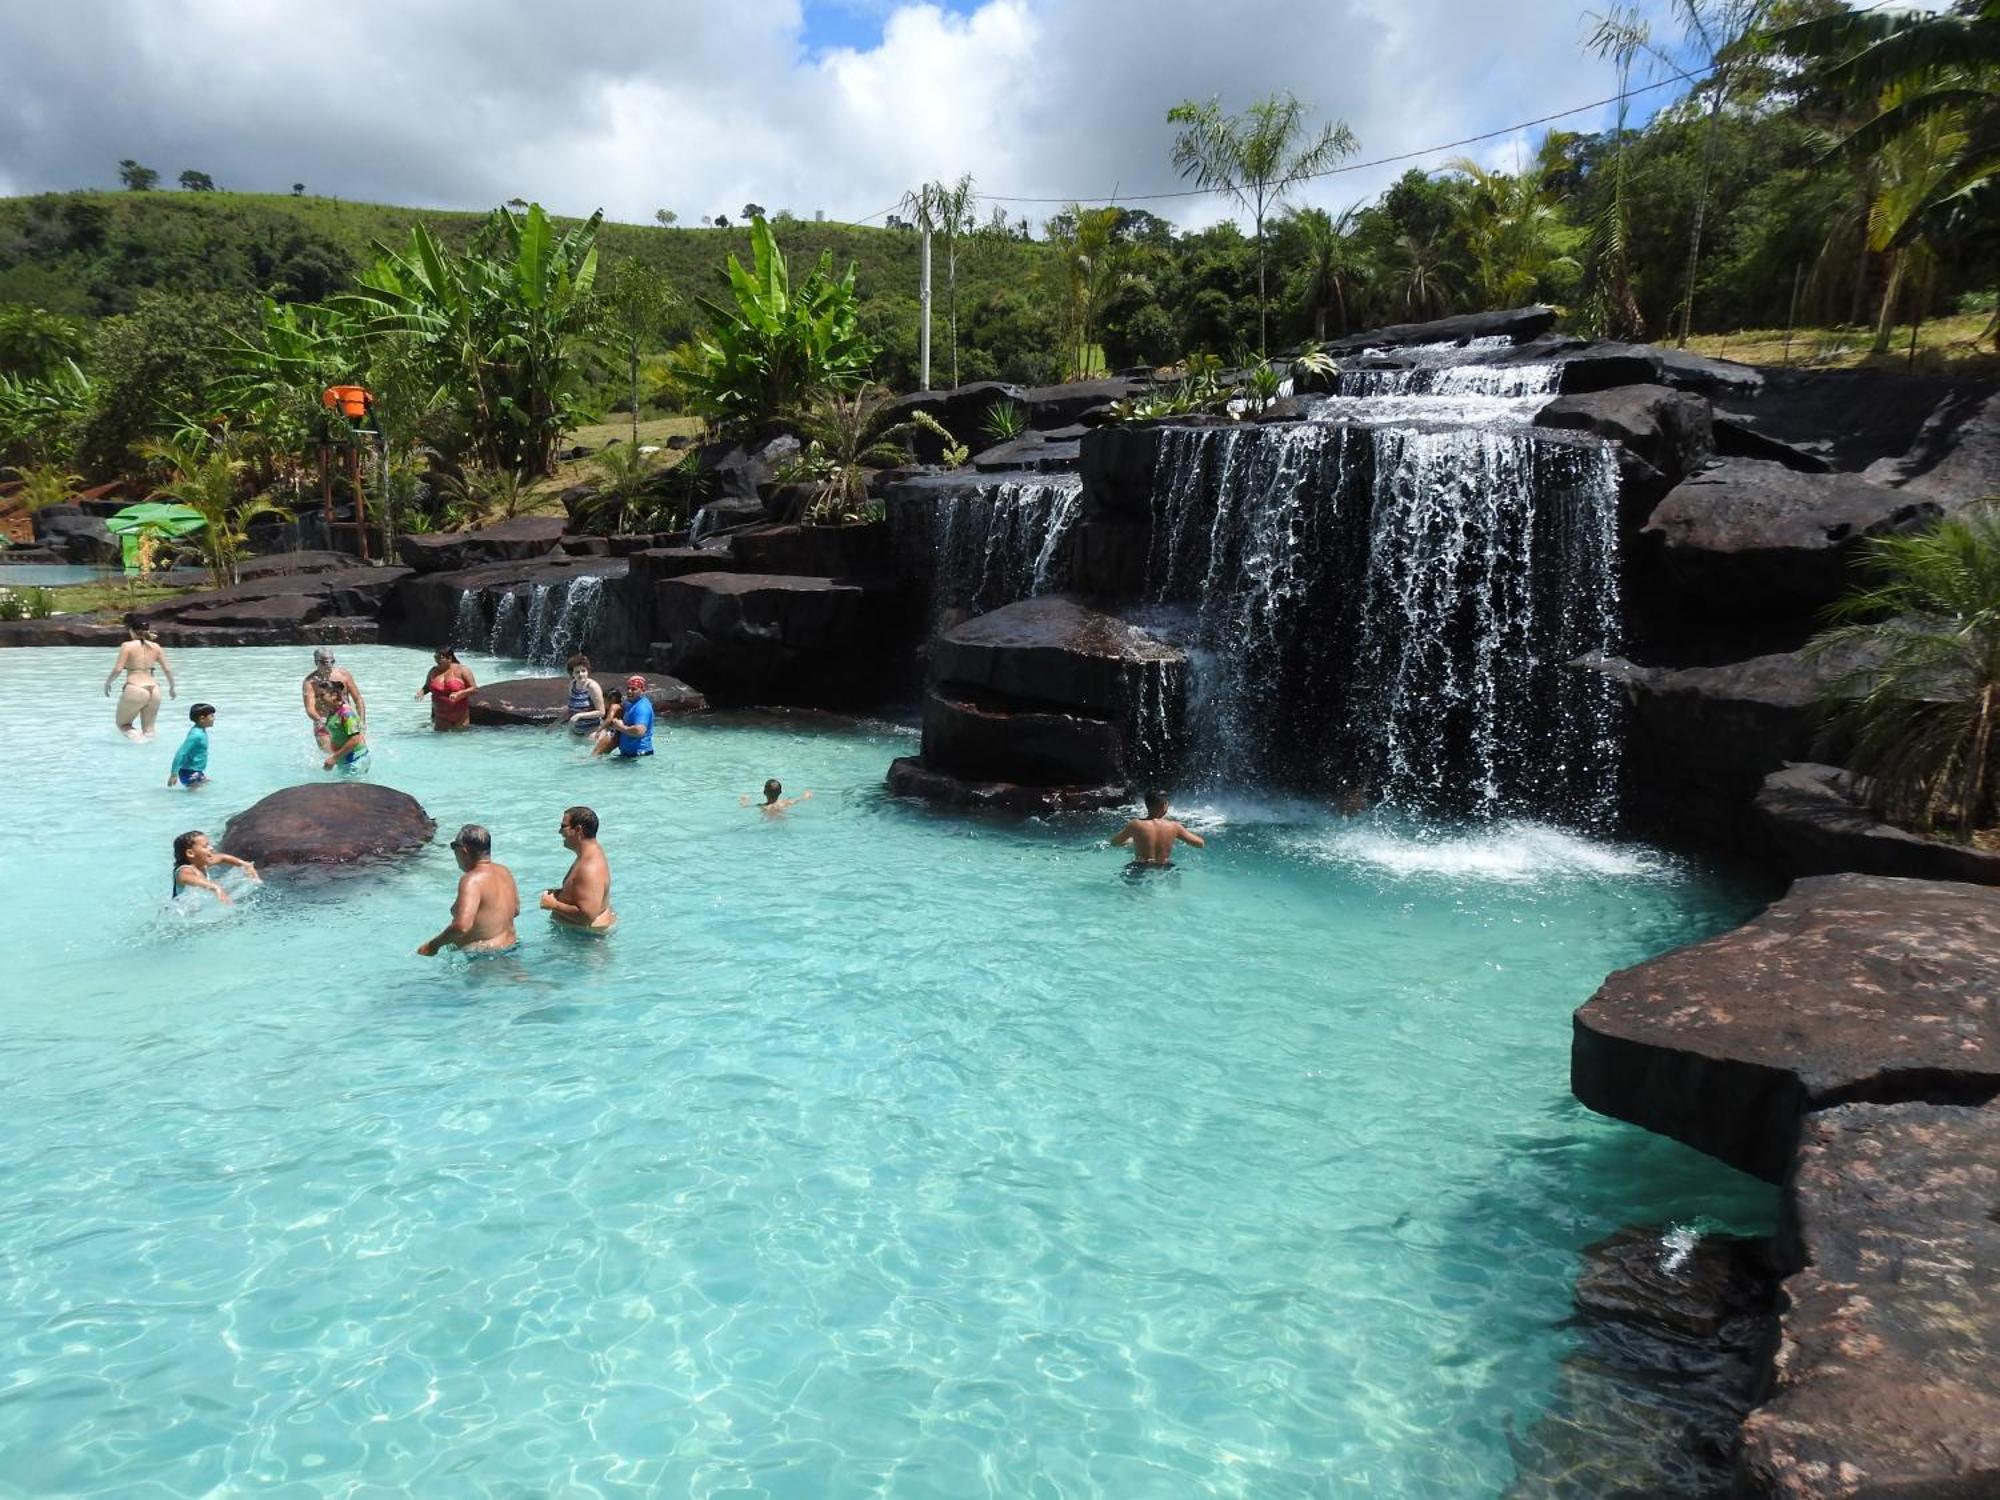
[541,805,616,932]
[417,823,521,956]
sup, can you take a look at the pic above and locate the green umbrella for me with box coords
[106,502,205,574]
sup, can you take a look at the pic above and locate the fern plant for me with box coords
[1810,500,2000,841]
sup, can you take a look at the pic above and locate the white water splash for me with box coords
[1290,820,1677,884]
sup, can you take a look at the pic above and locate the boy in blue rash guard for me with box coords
[167,703,216,788]
[615,674,655,757]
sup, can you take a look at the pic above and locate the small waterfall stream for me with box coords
[926,475,1084,616]
[474,576,605,666]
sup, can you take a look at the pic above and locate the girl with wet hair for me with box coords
[172,830,259,905]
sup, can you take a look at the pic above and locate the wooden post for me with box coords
[318,445,333,550]
[347,445,369,562]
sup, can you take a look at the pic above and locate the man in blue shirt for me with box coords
[616,674,655,757]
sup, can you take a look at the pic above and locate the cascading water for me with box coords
[449,590,486,651]
[1146,421,1622,824]
[483,577,605,665]
[926,475,1084,616]
[487,592,524,658]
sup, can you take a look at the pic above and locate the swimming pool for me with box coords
[0,645,1772,1497]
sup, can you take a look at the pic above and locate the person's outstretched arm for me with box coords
[1177,824,1206,849]
[418,878,481,955]
[177,866,232,905]
[1110,822,1136,847]
[214,852,259,879]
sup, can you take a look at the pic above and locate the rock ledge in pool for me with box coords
[466,673,707,726]
[220,783,437,869]
[1571,873,2000,1182]
[1737,1100,2000,1498]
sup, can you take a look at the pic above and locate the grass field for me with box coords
[1683,309,2000,377]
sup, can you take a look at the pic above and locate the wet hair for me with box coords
[603,688,624,708]
[189,703,215,722]
[126,618,158,643]
[563,805,599,838]
[173,830,204,868]
[433,647,459,664]
[451,824,491,858]
[1144,789,1169,817]
[566,653,590,672]
[763,779,782,801]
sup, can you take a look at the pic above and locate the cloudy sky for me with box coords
[0,0,1934,231]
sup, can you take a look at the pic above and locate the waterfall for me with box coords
[487,591,524,657]
[526,575,603,667]
[449,589,486,650]
[1146,422,1622,823]
[928,475,1084,616]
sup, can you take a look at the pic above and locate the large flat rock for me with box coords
[922,685,1125,786]
[1320,305,1556,354]
[1756,763,2000,886]
[219,783,435,869]
[1640,458,1940,628]
[931,594,1183,716]
[1573,874,2000,1181]
[466,673,705,725]
[885,755,1128,815]
[395,516,566,573]
[1737,1101,2000,1497]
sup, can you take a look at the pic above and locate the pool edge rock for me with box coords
[220,783,436,870]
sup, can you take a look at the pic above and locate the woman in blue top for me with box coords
[615,674,654,757]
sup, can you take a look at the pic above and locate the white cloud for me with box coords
[0,0,1665,229]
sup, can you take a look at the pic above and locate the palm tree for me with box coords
[1447,160,1580,311]
[1810,500,2000,842]
[1283,204,1367,340]
[1775,3,2000,342]
[1584,6,1649,338]
[1168,92,1358,354]
[1860,80,1970,353]
[1047,206,1134,379]
[1387,231,1460,319]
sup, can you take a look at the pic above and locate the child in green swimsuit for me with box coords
[317,684,370,772]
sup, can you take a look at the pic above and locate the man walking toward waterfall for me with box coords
[1111,790,1206,869]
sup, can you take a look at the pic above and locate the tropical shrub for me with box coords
[0,359,92,466]
[1811,500,2000,841]
[72,291,255,478]
[335,204,602,476]
[981,400,1026,444]
[144,434,292,588]
[0,585,56,621]
[4,461,84,511]
[779,387,936,524]
[576,441,691,534]
[667,217,876,432]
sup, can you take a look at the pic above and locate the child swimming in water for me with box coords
[317,683,370,772]
[741,779,813,814]
[166,703,216,788]
[172,829,259,905]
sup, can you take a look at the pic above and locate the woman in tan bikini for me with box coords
[104,622,175,740]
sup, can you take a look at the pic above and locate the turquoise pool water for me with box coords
[0,645,1772,1498]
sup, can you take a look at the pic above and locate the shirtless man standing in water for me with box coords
[540,805,616,932]
[1111,790,1207,868]
[302,648,366,753]
[418,824,521,955]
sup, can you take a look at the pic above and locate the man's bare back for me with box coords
[1111,802,1206,867]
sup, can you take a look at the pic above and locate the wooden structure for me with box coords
[317,385,375,561]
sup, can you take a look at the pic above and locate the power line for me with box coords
[972,66,1718,208]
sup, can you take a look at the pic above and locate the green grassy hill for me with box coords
[0,190,1063,387]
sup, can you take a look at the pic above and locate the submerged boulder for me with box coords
[1572,873,2000,1182]
[466,673,706,725]
[1738,1101,2000,1497]
[219,783,436,870]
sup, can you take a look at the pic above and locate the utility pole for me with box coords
[919,220,933,390]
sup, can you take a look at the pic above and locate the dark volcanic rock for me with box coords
[236,550,362,579]
[135,568,412,636]
[694,431,801,501]
[931,595,1185,717]
[1754,763,2000,886]
[31,504,119,565]
[1077,424,1161,517]
[727,521,891,578]
[1019,377,1151,429]
[1506,1226,1777,1500]
[923,685,1125,785]
[1658,348,1764,397]
[465,673,705,725]
[626,546,739,591]
[385,555,626,650]
[171,592,331,630]
[1864,383,2000,505]
[1322,306,1556,354]
[885,755,1129,814]
[652,572,876,705]
[1071,519,1152,597]
[395,516,566,574]
[1737,1101,2000,1498]
[1535,384,1715,508]
[1552,340,1665,394]
[1572,873,2000,1182]
[1711,415,1832,472]
[1639,458,1939,627]
[883,382,1027,461]
[971,430,1085,473]
[1709,367,1979,476]
[219,782,435,869]
[0,616,128,647]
